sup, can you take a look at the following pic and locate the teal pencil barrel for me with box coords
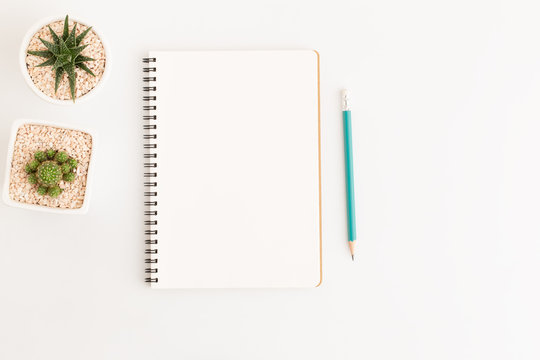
[343,110,356,242]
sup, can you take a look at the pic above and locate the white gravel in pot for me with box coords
[25,19,106,100]
[8,124,93,209]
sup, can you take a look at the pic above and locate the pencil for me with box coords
[342,89,356,260]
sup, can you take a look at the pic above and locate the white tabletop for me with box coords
[1,1,539,359]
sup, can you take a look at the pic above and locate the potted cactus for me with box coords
[2,119,97,214]
[20,15,109,104]
[25,150,78,198]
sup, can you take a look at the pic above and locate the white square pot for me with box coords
[2,119,97,214]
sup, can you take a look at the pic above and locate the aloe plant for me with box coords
[27,15,95,101]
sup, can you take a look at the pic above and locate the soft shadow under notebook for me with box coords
[143,50,321,288]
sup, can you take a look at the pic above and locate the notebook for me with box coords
[143,50,321,288]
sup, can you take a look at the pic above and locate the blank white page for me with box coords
[147,50,321,288]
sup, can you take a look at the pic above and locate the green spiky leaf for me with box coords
[39,38,59,55]
[76,62,95,76]
[54,67,65,93]
[75,55,94,63]
[68,76,76,102]
[57,53,72,66]
[27,50,53,58]
[36,57,56,68]
[62,15,70,40]
[48,25,60,43]
[66,22,77,47]
[59,37,70,54]
[52,54,70,70]
[64,63,76,102]
[76,26,92,46]
[69,44,88,59]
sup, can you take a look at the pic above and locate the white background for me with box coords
[0,0,539,359]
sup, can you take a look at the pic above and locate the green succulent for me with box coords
[48,185,63,198]
[25,150,78,197]
[63,172,75,182]
[26,159,40,173]
[37,185,48,196]
[61,162,72,174]
[46,149,56,159]
[28,173,38,184]
[55,151,69,163]
[35,151,47,162]
[27,15,95,102]
[37,161,62,186]
[67,158,78,169]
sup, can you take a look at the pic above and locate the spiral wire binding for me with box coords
[143,57,158,283]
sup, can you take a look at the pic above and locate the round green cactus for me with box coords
[48,185,63,198]
[37,185,48,195]
[54,151,69,164]
[63,172,75,182]
[28,173,38,184]
[37,161,62,186]
[34,151,47,162]
[61,163,72,174]
[67,158,78,169]
[26,159,40,173]
[26,150,78,197]
[46,149,56,159]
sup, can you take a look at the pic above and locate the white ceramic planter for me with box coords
[2,119,97,214]
[20,16,110,105]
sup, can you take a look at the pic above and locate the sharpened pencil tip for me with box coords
[341,89,351,111]
[351,254,354,261]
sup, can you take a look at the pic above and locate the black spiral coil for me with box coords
[143,57,158,283]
